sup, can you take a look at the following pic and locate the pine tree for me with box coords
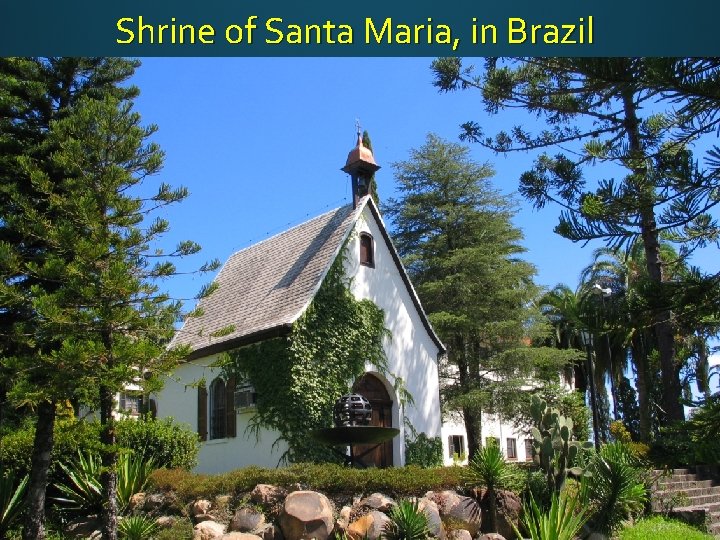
[431,57,720,422]
[362,130,380,204]
[0,58,217,540]
[384,134,577,459]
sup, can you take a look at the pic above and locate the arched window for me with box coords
[359,233,374,267]
[209,377,227,439]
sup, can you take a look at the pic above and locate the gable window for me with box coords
[448,434,465,459]
[506,437,517,460]
[359,233,374,267]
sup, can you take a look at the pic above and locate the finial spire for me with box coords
[355,119,362,144]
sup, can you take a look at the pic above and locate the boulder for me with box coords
[448,530,472,540]
[258,523,284,540]
[194,520,227,540]
[196,514,216,523]
[279,490,335,540]
[156,516,177,529]
[221,534,264,540]
[425,491,462,514]
[193,499,213,517]
[145,492,169,511]
[359,493,396,512]
[251,484,287,507]
[230,507,267,532]
[479,535,506,540]
[128,492,146,512]
[477,489,521,539]
[337,506,353,530]
[346,510,390,540]
[440,494,481,537]
[418,497,445,539]
[65,518,101,539]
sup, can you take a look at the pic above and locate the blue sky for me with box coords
[129,58,718,312]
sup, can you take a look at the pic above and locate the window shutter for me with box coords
[197,385,208,441]
[225,376,237,438]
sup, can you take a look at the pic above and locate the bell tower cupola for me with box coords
[342,123,380,208]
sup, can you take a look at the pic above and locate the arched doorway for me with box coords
[353,373,394,467]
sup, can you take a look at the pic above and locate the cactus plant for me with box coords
[529,395,593,493]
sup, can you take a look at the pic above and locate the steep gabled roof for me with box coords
[173,197,444,360]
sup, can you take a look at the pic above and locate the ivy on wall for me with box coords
[225,252,390,463]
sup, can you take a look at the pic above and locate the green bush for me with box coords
[618,516,713,540]
[404,433,443,468]
[150,463,465,502]
[514,490,589,540]
[0,417,198,481]
[115,417,199,470]
[383,499,430,540]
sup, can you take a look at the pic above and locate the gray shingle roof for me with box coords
[173,203,360,359]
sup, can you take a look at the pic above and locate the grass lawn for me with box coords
[618,516,714,540]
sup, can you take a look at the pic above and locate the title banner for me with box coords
[1,0,718,56]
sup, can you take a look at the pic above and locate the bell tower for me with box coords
[341,124,380,208]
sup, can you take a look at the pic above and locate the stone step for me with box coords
[656,479,719,490]
[654,486,720,499]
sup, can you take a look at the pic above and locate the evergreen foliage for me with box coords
[226,251,390,463]
[384,134,577,460]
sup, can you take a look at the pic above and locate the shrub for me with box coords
[582,442,647,536]
[514,490,588,540]
[0,471,28,537]
[119,515,160,540]
[155,517,193,540]
[618,516,714,540]
[115,417,199,470]
[149,463,465,502]
[383,499,430,540]
[404,433,443,468]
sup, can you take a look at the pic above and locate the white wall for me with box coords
[154,354,287,473]
[346,206,444,465]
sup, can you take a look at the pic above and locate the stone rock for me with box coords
[359,493,396,512]
[337,506,353,530]
[258,523,284,540]
[279,490,335,540]
[425,490,461,514]
[65,517,101,539]
[418,497,445,539]
[216,495,233,507]
[194,520,227,540]
[145,492,168,511]
[221,534,264,540]
[156,516,177,529]
[230,507,267,532]
[477,489,521,540]
[128,492,146,512]
[442,495,481,537]
[251,484,287,506]
[196,513,216,523]
[193,499,213,517]
[479,534,506,540]
[448,530,472,540]
[346,510,390,540]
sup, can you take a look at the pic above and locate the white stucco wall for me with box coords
[154,354,287,473]
[346,206,443,465]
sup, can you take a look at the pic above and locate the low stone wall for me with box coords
[119,483,521,540]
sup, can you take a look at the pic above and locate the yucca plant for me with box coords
[0,470,28,537]
[582,442,647,536]
[55,451,156,515]
[118,514,160,540]
[465,440,522,533]
[514,490,588,540]
[383,499,430,540]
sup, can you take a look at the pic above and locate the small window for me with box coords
[359,233,374,267]
[209,377,227,440]
[118,393,141,416]
[524,439,534,461]
[448,435,465,459]
[234,382,257,410]
[506,437,517,460]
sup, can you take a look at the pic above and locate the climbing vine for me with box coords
[225,251,390,463]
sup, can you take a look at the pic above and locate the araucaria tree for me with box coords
[0,58,215,540]
[432,57,720,423]
[384,134,574,460]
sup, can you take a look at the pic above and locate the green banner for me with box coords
[1,0,718,55]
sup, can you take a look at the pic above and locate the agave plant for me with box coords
[1,470,28,537]
[383,499,430,540]
[514,490,588,540]
[118,514,160,540]
[55,451,155,515]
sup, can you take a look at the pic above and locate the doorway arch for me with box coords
[353,372,394,467]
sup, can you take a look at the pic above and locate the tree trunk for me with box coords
[463,407,482,462]
[100,385,118,540]
[23,400,55,540]
[633,333,651,442]
[621,91,684,423]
